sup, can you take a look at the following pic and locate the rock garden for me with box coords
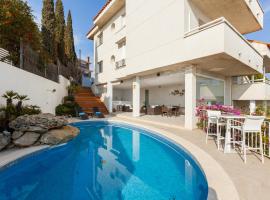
[0,91,80,152]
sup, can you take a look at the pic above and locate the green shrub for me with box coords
[55,102,79,117]
[21,105,41,115]
[63,95,75,103]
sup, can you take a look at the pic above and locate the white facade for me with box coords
[87,0,265,129]
[0,62,69,114]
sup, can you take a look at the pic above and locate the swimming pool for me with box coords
[0,121,208,200]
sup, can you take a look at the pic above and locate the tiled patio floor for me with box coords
[114,112,185,129]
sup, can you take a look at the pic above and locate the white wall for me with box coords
[0,62,70,114]
[113,84,185,106]
[232,82,270,101]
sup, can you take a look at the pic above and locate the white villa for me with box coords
[86,0,268,129]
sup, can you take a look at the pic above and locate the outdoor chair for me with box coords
[77,107,89,120]
[147,106,162,115]
[161,106,168,116]
[205,110,226,150]
[231,116,265,163]
[92,107,105,118]
[173,106,180,116]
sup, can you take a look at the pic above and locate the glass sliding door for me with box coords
[196,76,225,105]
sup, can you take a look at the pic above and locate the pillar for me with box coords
[107,82,113,113]
[224,76,232,106]
[185,66,196,130]
[250,100,256,115]
[133,76,140,117]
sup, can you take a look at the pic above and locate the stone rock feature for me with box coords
[0,132,11,151]
[9,113,67,132]
[12,131,24,140]
[13,132,40,147]
[40,125,79,145]
[0,114,80,151]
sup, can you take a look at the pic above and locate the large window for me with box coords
[196,76,224,105]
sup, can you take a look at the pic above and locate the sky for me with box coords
[24,0,106,64]
[25,0,270,65]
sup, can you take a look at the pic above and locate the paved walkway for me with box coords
[111,116,270,200]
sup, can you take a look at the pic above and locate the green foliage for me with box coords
[64,10,76,63]
[41,0,55,62]
[67,82,80,96]
[55,102,79,117]
[255,105,265,116]
[0,0,41,65]
[63,95,75,103]
[56,93,79,117]
[55,0,65,64]
[21,105,41,115]
[2,90,18,106]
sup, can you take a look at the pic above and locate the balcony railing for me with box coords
[263,121,270,158]
[184,17,261,57]
[233,76,270,85]
[115,59,126,69]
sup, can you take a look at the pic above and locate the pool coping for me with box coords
[0,119,239,200]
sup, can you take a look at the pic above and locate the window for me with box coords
[118,39,126,60]
[97,32,103,46]
[111,23,116,31]
[121,14,126,27]
[111,55,115,63]
[97,61,103,73]
[196,76,224,105]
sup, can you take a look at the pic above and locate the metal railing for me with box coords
[263,121,270,157]
[0,48,12,65]
[233,76,270,85]
[115,59,126,69]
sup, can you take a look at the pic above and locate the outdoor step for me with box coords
[74,87,109,114]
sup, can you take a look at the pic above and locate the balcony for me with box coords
[189,0,263,34]
[183,18,263,76]
[232,77,270,100]
[115,59,126,69]
[114,25,126,43]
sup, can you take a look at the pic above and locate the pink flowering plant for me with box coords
[196,98,241,129]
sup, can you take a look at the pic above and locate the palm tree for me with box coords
[15,94,30,114]
[2,91,18,106]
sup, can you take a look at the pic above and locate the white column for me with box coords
[107,82,113,113]
[249,100,256,114]
[133,76,140,117]
[224,77,232,106]
[185,66,196,130]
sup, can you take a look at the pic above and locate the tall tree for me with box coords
[41,0,55,62]
[55,0,65,63]
[0,0,40,65]
[64,10,76,63]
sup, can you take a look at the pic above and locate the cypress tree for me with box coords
[64,10,76,63]
[41,0,55,62]
[55,0,65,63]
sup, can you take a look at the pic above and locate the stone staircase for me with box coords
[75,87,109,115]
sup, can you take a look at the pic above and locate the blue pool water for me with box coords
[0,121,208,200]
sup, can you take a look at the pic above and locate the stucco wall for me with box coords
[113,84,185,106]
[0,62,70,114]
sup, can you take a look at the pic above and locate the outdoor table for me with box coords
[220,115,246,153]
